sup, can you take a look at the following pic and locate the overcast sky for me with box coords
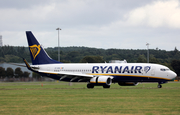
[0,0,180,51]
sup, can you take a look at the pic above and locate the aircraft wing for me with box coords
[23,58,93,82]
[38,70,94,82]
[9,63,27,67]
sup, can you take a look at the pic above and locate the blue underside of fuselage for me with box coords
[113,76,168,82]
[38,72,168,83]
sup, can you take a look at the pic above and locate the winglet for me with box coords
[23,58,32,70]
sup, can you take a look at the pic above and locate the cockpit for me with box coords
[160,68,170,71]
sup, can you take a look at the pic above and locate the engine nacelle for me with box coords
[90,76,112,86]
[118,82,139,86]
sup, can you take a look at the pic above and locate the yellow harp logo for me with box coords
[29,44,41,60]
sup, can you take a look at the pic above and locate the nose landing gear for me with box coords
[157,84,162,88]
[157,81,167,88]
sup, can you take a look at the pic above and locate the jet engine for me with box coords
[118,82,139,86]
[87,76,112,88]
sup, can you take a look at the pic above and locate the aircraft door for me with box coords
[151,66,155,76]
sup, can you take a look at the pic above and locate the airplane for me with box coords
[24,31,177,88]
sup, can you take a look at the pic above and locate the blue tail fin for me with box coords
[26,31,61,65]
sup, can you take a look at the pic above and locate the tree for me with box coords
[23,71,30,78]
[137,54,146,63]
[80,56,104,63]
[6,67,14,78]
[0,48,5,58]
[15,67,23,78]
[0,67,6,78]
[5,55,22,63]
[32,72,41,79]
[0,57,5,63]
[174,47,179,55]
[60,60,71,63]
[171,60,180,76]
[149,54,160,63]
[66,51,80,62]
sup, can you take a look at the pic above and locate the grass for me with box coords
[0,81,180,115]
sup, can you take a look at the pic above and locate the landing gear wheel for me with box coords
[158,84,162,88]
[103,85,110,88]
[87,84,94,89]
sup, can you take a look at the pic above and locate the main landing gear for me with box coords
[87,84,110,89]
[87,84,94,88]
[103,85,110,88]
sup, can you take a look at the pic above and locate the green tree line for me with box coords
[0,67,30,78]
[0,67,42,79]
[0,46,180,75]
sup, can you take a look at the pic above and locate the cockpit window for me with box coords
[160,69,169,71]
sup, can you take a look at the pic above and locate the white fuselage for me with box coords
[32,63,176,82]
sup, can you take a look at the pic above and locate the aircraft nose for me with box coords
[170,71,177,80]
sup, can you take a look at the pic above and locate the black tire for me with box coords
[103,85,110,88]
[87,84,94,89]
[158,84,162,88]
